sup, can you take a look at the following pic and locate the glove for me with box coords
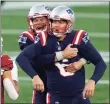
[1,55,13,71]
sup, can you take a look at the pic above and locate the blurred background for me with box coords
[1,1,109,103]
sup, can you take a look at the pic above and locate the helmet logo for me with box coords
[45,6,50,11]
[66,9,73,15]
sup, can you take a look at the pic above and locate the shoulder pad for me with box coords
[22,31,35,41]
[72,30,86,45]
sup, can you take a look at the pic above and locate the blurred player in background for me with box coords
[18,4,87,104]
[16,6,106,104]
[1,37,19,104]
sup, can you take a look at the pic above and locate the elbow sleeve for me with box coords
[3,78,19,100]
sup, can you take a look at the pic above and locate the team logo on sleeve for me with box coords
[82,33,89,44]
[18,35,27,43]
[34,36,40,44]
[66,9,73,14]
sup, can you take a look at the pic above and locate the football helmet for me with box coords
[50,6,75,37]
[27,4,51,33]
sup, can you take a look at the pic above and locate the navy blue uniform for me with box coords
[16,30,107,104]
[18,30,55,104]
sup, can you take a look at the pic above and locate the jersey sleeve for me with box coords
[78,31,107,83]
[37,54,56,65]
[16,43,42,78]
[18,34,34,50]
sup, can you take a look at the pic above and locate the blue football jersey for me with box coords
[16,30,106,97]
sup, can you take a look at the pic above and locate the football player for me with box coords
[16,6,106,104]
[46,6,107,104]
[1,38,19,104]
[18,4,88,104]
[18,4,52,104]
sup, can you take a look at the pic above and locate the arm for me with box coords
[78,31,107,98]
[16,43,41,78]
[79,32,107,83]
[3,69,19,100]
[65,58,87,73]
[1,55,19,100]
[16,41,78,77]
[38,44,78,65]
[18,34,57,64]
[16,42,45,92]
[19,33,78,65]
[18,34,34,50]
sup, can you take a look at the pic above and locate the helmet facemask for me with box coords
[27,4,51,46]
[27,4,51,34]
[51,19,73,37]
[27,15,50,34]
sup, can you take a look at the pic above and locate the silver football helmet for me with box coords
[50,6,75,37]
[27,4,51,33]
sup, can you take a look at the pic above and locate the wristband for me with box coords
[55,51,64,61]
[80,58,87,65]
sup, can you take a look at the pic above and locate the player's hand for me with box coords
[62,44,78,59]
[65,60,84,73]
[82,80,95,99]
[1,55,13,71]
[32,75,44,92]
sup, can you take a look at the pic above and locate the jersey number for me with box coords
[55,59,74,77]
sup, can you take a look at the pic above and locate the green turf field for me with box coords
[1,3,109,103]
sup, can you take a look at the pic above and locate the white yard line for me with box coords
[2,2,108,19]
[76,13,109,19]
[2,2,108,10]
[2,29,109,38]
[19,76,109,85]
[2,12,109,19]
